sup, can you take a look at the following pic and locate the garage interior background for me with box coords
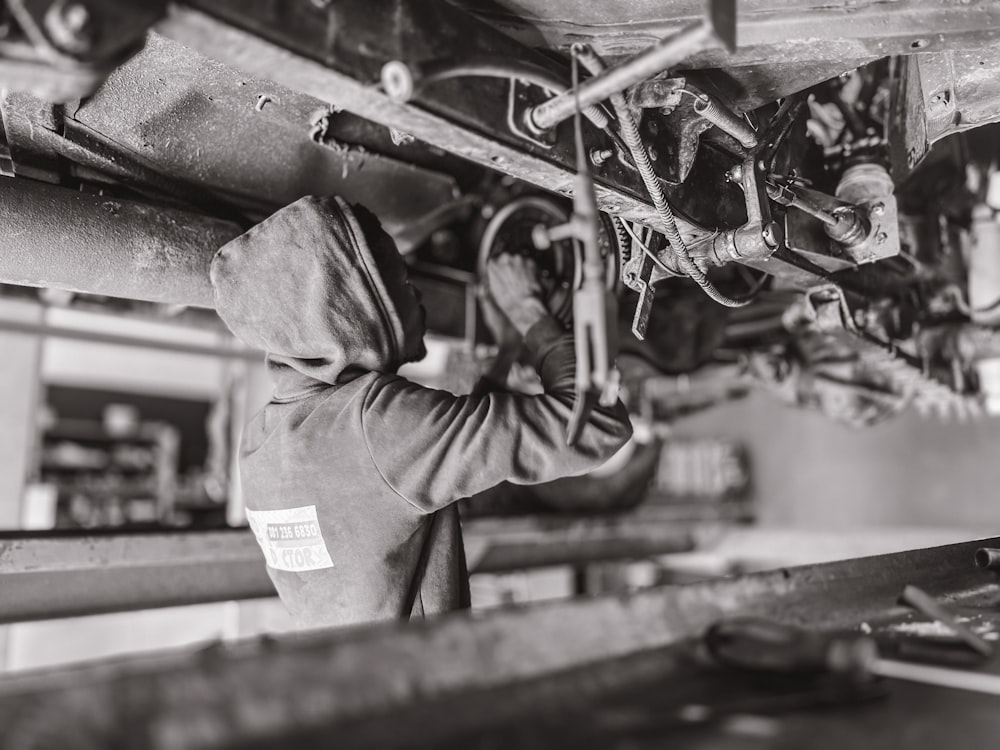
[0,281,994,672]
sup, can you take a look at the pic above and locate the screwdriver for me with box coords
[706,617,1000,696]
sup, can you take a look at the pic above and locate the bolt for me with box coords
[930,93,944,104]
[45,0,97,53]
[380,60,415,102]
[62,3,89,33]
[647,120,659,135]
[876,231,888,244]
[871,202,885,216]
[725,165,743,183]
[761,221,781,248]
[647,146,659,161]
[590,148,614,167]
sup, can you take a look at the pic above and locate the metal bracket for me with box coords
[507,78,557,149]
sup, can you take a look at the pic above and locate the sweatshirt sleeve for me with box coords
[361,315,633,513]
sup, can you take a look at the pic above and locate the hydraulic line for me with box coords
[573,44,752,308]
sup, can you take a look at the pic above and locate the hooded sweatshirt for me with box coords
[211,195,632,629]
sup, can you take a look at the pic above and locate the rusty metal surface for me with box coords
[66,33,464,234]
[0,529,273,623]
[917,38,1000,146]
[0,175,239,306]
[0,536,996,748]
[158,3,721,242]
[455,0,1000,68]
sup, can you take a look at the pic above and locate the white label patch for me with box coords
[245,505,334,572]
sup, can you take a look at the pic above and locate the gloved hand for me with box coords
[486,254,549,336]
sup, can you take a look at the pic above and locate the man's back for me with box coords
[241,373,467,628]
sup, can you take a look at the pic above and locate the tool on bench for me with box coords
[706,617,1000,696]
[532,49,619,446]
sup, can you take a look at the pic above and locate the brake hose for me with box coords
[572,44,753,308]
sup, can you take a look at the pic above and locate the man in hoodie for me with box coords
[211,195,632,629]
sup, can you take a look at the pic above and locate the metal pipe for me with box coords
[0,177,242,307]
[0,318,260,361]
[529,21,715,132]
[0,530,273,623]
[976,547,1000,570]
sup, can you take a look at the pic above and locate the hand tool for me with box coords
[706,617,1000,696]
[898,584,993,657]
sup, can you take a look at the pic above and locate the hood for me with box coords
[211,196,426,400]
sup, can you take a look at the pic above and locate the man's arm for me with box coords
[361,255,632,514]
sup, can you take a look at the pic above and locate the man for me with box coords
[211,195,632,629]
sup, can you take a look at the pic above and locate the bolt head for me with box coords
[380,61,415,102]
[647,146,659,161]
[726,165,743,183]
[761,221,781,248]
[875,231,888,244]
[647,120,659,135]
[45,0,97,52]
[871,202,885,216]
[62,3,90,33]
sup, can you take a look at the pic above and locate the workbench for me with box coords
[2,536,999,748]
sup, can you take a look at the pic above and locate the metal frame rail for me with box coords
[0,536,996,748]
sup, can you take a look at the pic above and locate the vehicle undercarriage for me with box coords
[3,0,1000,433]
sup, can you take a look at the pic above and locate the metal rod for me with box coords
[899,584,993,657]
[0,318,260,361]
[873,658,1000,696]
[975,547,1000,570]
[529,21,715,132]
[0,530,273,623]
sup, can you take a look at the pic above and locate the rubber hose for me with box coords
[574,45,751,308]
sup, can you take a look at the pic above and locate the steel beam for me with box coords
[0,176,240,306]
[0,529,273,623]
[0,536,995,748]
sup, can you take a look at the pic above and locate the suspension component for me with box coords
[527,0,735,132]
[693,93,758,149]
